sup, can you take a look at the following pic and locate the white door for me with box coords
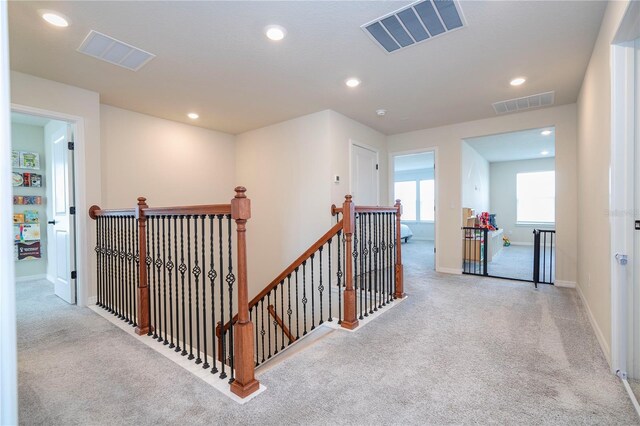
[351,143,378,206]
[49,124,76,304]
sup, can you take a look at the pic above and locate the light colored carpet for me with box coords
[402,239,434,271]
[17,254,637,424]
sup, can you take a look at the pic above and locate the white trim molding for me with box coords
[555,280,576,289]
[15,274,48,283]
[577,283,612,365]
[437,267,462,275]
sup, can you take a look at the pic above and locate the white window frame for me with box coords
[515,170,556,226]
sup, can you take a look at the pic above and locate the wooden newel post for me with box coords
[230,187,260,398]
[134,197,151,336]
[394,199,405,298]
[341,195,359,330]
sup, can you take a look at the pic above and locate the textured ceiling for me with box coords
[8,1,606,135]
[465,127,556,163]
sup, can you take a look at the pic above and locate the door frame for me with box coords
[349,139,380,205]
[388,147,439,271]
[11,103,88,307]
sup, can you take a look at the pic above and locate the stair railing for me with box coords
[89,187,258,398]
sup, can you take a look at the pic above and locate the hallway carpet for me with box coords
[17,254,637,424]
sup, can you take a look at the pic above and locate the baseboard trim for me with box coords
[437,267,462,275]
[555,280,576,289]
[15,274,47,283]
[509,242,534,246]
[622,378,640,419]
[87,296,97,305]
[576,283,611,365]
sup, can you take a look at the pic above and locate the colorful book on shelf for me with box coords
[24,210,39,223]
[22,172,31,187]
[13,214,24,224]
[11,151,19,168]
[30,174,42,187]
[19,152,40,170]
[15,241,41,260]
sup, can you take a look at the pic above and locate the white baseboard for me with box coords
[555,280,576,289]
[509,242,534,246]
[46,274,55,283]
[437,267,462,275]
[87,296,97,305]
[15,274,47,283]
[576,283,611,366]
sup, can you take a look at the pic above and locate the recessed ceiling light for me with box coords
[265,25,287,41]
[510,77,526,86]
[541,130,552,136]
[541,150,549,155]
[376,109,387,116]
[187,113,199,120]
[40,10,70,27]
[345,78,361,88]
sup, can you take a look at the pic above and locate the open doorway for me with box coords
[11,111,77,304]
[461,127,556,284]
[392,151,436,270]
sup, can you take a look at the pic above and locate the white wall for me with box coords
[388,104,577,280]
[328,110,388,206]
[461,141,490,214]
[576,0,631,362]
[490,158,555,244]
[11,122,48,278]
[100,105,236,208]
[236,111,332,295]
[10,71,101,307]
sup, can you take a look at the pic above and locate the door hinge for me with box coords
[375,164,379,170]
[635,220,640,230]
[68,141,74,150]
[71,271,77,279]
[70,206,76,215]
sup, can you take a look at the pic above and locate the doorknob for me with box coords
[47,220,57,225]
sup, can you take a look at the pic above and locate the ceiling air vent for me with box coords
[362,0,466,54]
[492,91,555,115]
[78,30,155,71]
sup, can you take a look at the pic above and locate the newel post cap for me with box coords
[88,205,100,220]
[232,186,251,220]
[136,196,148,220]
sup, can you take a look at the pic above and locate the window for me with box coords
[394,181,416,220]
[393,179,434,222]
[516,171,555,223]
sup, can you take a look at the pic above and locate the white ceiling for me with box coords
[8,1,606,135]
[11,112,50,127]
[394,151,434,171]
[464,127,556,163]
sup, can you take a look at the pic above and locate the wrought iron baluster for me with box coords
[193,215,202,363]
[201,215,209,368]
[127,217,133,324]
[118,216,124,319]
[260,297,266,364]
[368,213,373,315]
[208,215,218,373]
[280,282,285,349]
[273,288,278,355]
[310,253,316,331]
[162,216,168,345]
[226,215,235,382]
[267,291,272,359]
[359,213,365,319]
[302,260,308,336]
[251,307,258,366]
[328,238,332,322]
[294,267,300,339]
[337,229,342,324]
[380,214,387,307]
[374,213,379,311]
[151,217,158,337]
[145,216,152,335]
[133,216,138,326]
[186,216,194,359]
[167,217,175,348]
[155,216,163,342]
[318,246,324,325]
[217,215,227,379]
[287,274,293,344]
[179,216,187,355]
[174,216,181,353]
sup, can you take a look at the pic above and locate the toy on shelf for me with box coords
[477,212,496,231]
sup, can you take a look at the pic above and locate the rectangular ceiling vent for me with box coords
[77,30,155,71]
[362,0,466,54]
[492,91,555,115]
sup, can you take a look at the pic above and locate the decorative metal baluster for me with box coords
[193,216,202,363]
[267,291,272,359]
[392,213,397,299]
[208,215,218,373]
[368,213,373,315]
[127,217,133,324]
[117,216,123,319]
[302,260,308,335]
[162,216,168,344]
[287,274,293,344]
[155,216,163,342]
[388,213,393,304]
[173,216,181,353]
[95,217,101,307]
[310,253,315,331]
[166,217,174,348]
[374,213,379,311]
[273,288,278,355]
[201,215,209,369]
[112,217,117,316]
[109,217,114,313]
[328,238,332,322]
[133,216,138,326]
[337,229,342,324]
[151,217,158,337]
[380,214,387,307]
[120,216,125,318]
[251,307,258,366]
[186,216,194,359]
[294,267,300,339]
[318,246,324,325]
[122,216,127,320]
[105,218,110,312]
[280,282,285,349]
[146,216,153,335]
[260,298,266,364]
[179,216,188,355]
[358,213,365,320]
[226,215,235,382]
[217,215,227,379]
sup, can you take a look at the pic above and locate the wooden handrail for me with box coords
[219,219,344,333]
[331,205,397,216]
[88,206,135,219]
[267,305,296,344]
[143,204,231,216]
